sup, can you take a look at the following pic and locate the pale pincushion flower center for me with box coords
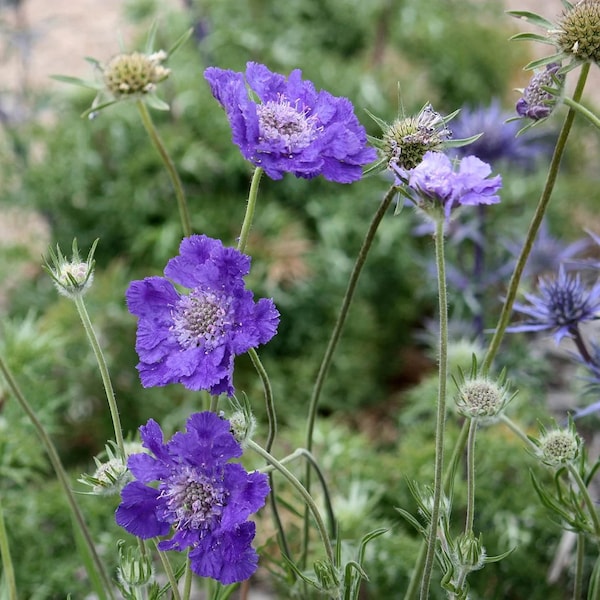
[257,97,320,152]
[172,289,231,350]
[541,431,579,466]
[161,466,227,530]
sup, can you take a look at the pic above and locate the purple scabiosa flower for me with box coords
[116,412,270,584]
[507,266,600,343]
[395,151,502,221]
[516,63,564,121]
[126,235,280,395]
[204,62,376,182]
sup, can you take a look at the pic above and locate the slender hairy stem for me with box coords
[302,184,397,566]
[74,295,125,455]
[482,63,590,373]
[248,440,335,566]
[237,167,264,253]
[182,554,192,600]
[0,491,17,600]
[404,413,470,600]
[573,533,585,600]
[563,96,600,130]
[464,419,478,535]
[500,414,536,449]
[248,348,276,452]
[136,100,192,238]
[420,217,449,600]
[0,355,114,599]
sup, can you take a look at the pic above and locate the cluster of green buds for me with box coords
[44,239,97,300]
[116,539,154,592]
[453,357,515,424]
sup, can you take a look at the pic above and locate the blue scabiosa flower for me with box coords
[395,151,502,221]
[116,412,270,584]
[508,266,600,343]
[204,62,376,182]
[126,235,279,395]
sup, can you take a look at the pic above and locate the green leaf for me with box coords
[50,75,103,91]
[81,99,119,119]
[509,32,556,46]
[523,53,567,71]
[506,10,555,30]
[443,133,482,149]
[144,94,170,112]
[168,28,194,58]
[144,19,159,54]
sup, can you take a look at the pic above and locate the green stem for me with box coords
[0,355,114,599]
[464,419,478,535]
[567,464,600,538]
[155,541,182,600]
[248,440,335,566]
[482,63,590,373]
[182,554,192,600]
[248,348,276,452]
[237,167,264,253]
[302,184,397,567]
[0,491,17,600]
[74,295,125,455]
[573,533,585,600]
[136,100,192,238]
[499,414,535,449]
[562,96,600,130]
[420,217,449,600]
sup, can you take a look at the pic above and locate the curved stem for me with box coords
[155,541,182,600]
[74,295,125,455]
[301,184,397,567]
[248,348,276,452]
[482,63,590,373]
[305,184,397,454]
[0,491,17,600]
[237,167,264,253]
[0,355,114,599]
[136,100,192,238]
[420,217,449,600]
[247,440,335,566]
[562,96,600,130]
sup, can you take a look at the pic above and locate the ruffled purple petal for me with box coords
[115,482,170,539]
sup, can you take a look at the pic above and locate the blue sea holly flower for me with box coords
[204,62,377,182]
[115,412,270,584]
[126,235,280,395]
[395,151,502,221]
[508,266,600,343]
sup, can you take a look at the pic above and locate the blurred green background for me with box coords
[1,0,600,597]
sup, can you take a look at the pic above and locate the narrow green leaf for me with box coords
[51,75,103,90]
[506,10,555,30]
[168,28,194,58]
[524,53,567,71]
[144,94,170,111]
[509,32,556,46]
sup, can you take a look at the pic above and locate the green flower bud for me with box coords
[455,377,508,422]
[117,540,153,588]
[45,239,98,300]
[454,531,486,572]
[103,50,170,98]
[556,0,600,65]
[538,427,581,468]
[383,103,451,170]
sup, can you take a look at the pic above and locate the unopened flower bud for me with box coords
[383,103,451,170]
[516,63,564,121]
[45,239,98,299]
[454,531,486,572]
[455,377,510,422]
[556,0,600,65]
[117,540,153,588]
[227,409,257,447]
[103,51,170,98]
[538,427,581,468]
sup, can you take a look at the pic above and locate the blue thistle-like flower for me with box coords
[116,412,270,584]
[126,235,280,395]
[204,62,376,182]
[508,266,600,343]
